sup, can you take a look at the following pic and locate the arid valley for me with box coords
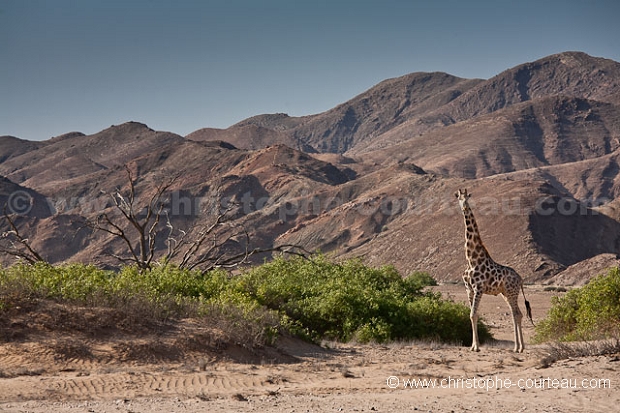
[2,51,620,412]
[0,284,618,412]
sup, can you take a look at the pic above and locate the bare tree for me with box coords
[88,165,309,273]
[0,205,45,264]
[163,203,308,274]
[87,166,175,271]
[163,200,241,271]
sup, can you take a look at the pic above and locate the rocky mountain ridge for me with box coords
[2,51,620,284]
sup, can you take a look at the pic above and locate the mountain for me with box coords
[0,136,44,164]
[188,52,620,157]
[186,124,296,151]
[2,51,620,284]
[0,125,356,268]
[365,95,620,178]
[192,72,482,153]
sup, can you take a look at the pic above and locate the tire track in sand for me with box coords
[40,368,278,401]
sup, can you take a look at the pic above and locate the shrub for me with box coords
[0,262,277,346]
[406,271,438,288]
[0,262,111,302]
[238,255,489,344]
[0,256,492,347]
[534,267,620,342]
[401,294,488,344]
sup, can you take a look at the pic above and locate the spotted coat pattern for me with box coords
[456,189,528,353]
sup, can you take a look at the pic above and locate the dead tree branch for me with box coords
[87,165,176,271]
[87,164,310,273]
[0,204,46,264]
[164,200,311,274]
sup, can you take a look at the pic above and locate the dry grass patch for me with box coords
[538,338,620,368]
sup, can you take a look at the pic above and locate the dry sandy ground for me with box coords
[1,285,618,412]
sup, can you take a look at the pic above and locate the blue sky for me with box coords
[1,0,619,141]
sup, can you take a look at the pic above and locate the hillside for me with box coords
[365,95,620,178]
[2,51,620,283]
[189,51,620,157]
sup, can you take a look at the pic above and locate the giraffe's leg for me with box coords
[469,288,483,352]
[503,294,524,352]
[463,279,474,307]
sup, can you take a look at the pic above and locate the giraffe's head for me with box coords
[455,188,471,211]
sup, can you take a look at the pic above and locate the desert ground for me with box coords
[0,284,618,412]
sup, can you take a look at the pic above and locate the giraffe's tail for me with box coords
[521,284,535,326]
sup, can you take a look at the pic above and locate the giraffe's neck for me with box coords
[461,205,491,265]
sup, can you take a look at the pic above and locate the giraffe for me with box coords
[455,189,533,352]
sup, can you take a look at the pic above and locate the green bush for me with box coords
[534,267,620,342]
[238,255,489,344]
[0,256,491,346]
[407,271,438,288]
[0,262,278,346]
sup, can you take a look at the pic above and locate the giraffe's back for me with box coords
[469,261,522,296]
